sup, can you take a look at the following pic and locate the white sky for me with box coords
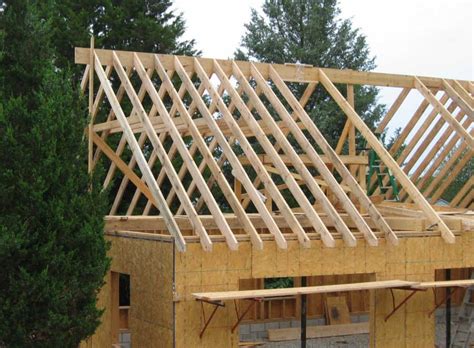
[172,0,473,140]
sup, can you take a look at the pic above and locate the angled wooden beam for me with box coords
[191,58,312,248]
[269,66,397,245]
[94,53,187,251]
[140,53,259,249]
[102,67,144,190]
[402,115,473,201]
[318,68,455,244]
[241,82,318,209]
[80,64,90,93]
[459,189,473,208]
[126,134,167,215]
[425,146,472,202]
[109,132,149,215]
[91,132,154,204]
[442,79,474,120]
[402,101,462,175]
[378,93,452,196]
[375,88,411,133]
[450,177,473,207]
[174,56,288,249]
[108,68,158,215]
[415,77,473,149]
[390,98,430,155]
[452,80,474,107]
[224,61,344,246]
[400,111,470,201]
[112,52,216,250]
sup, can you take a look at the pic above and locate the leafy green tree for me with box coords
[0,1,109,346]
[38,0,199,73]
[235,0,384,147]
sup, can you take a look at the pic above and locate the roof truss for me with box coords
[76,46,472,252]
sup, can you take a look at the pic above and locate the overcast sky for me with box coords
[172,0,473,136]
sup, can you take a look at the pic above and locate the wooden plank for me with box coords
[241,83,317,210]
[239,154,368,165]
[450,177,473,207]
[452,79,474,108]
[75,47,472,89]
[318,69,455,244]
[109,69,159,215]
[415,77,474,149]
[400,112,471,201]
[378,93,452,196]
[268,322,369,341]
[427,148,472,203]
[193,280,418,301]
[401,101,463,175]
[174,56,288,249]
[227,61,343,246]
[442,79,474,119]
[91,132,154,204]
[144,54,261,249]
[269,66,397,245]
[111,52,213,250]
[93,53,187,252]
[88,38,95,173]
[104,211,466,233]
[413,279,474,289]
[347,85,357,180]
[325,296,351,325]
[375,87,411,133]
[131,54,241,250]
[194,58,311,247]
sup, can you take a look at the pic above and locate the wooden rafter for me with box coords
[318,69,456,244]
[77,47,472,252]
[93,53,187,251]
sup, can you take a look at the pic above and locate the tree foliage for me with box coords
[235,0,384,147]
[38,0,199,73]
[0,1,109,346]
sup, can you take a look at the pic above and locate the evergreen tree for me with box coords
[0,1,110,346]
[235,0,384,147]
[38,0,199,73]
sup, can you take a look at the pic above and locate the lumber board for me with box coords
[268,322,369,341]
[131,53,239,250]
[111,52,212,251]
[93,53,187,251]
[230,61,343,246]
[318,69,455,244]
[77,47,472,89]
[325,296,351,325]
[265,65,382,246]
[174,56,289,249]
[415,77,474,149]
[192,280,418,301]
[413,279,474,289]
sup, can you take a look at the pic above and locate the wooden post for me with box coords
[88,36,94,173]
[446,269,451,347]
[301,276,307,348]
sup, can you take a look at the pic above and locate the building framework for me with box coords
[76,45,473,347]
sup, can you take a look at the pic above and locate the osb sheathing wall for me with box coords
[79,272,112,348]
[83,233,474,348]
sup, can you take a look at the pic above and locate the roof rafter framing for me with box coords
[76,47,473,252]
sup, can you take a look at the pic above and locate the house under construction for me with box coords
[76,45,473,347]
